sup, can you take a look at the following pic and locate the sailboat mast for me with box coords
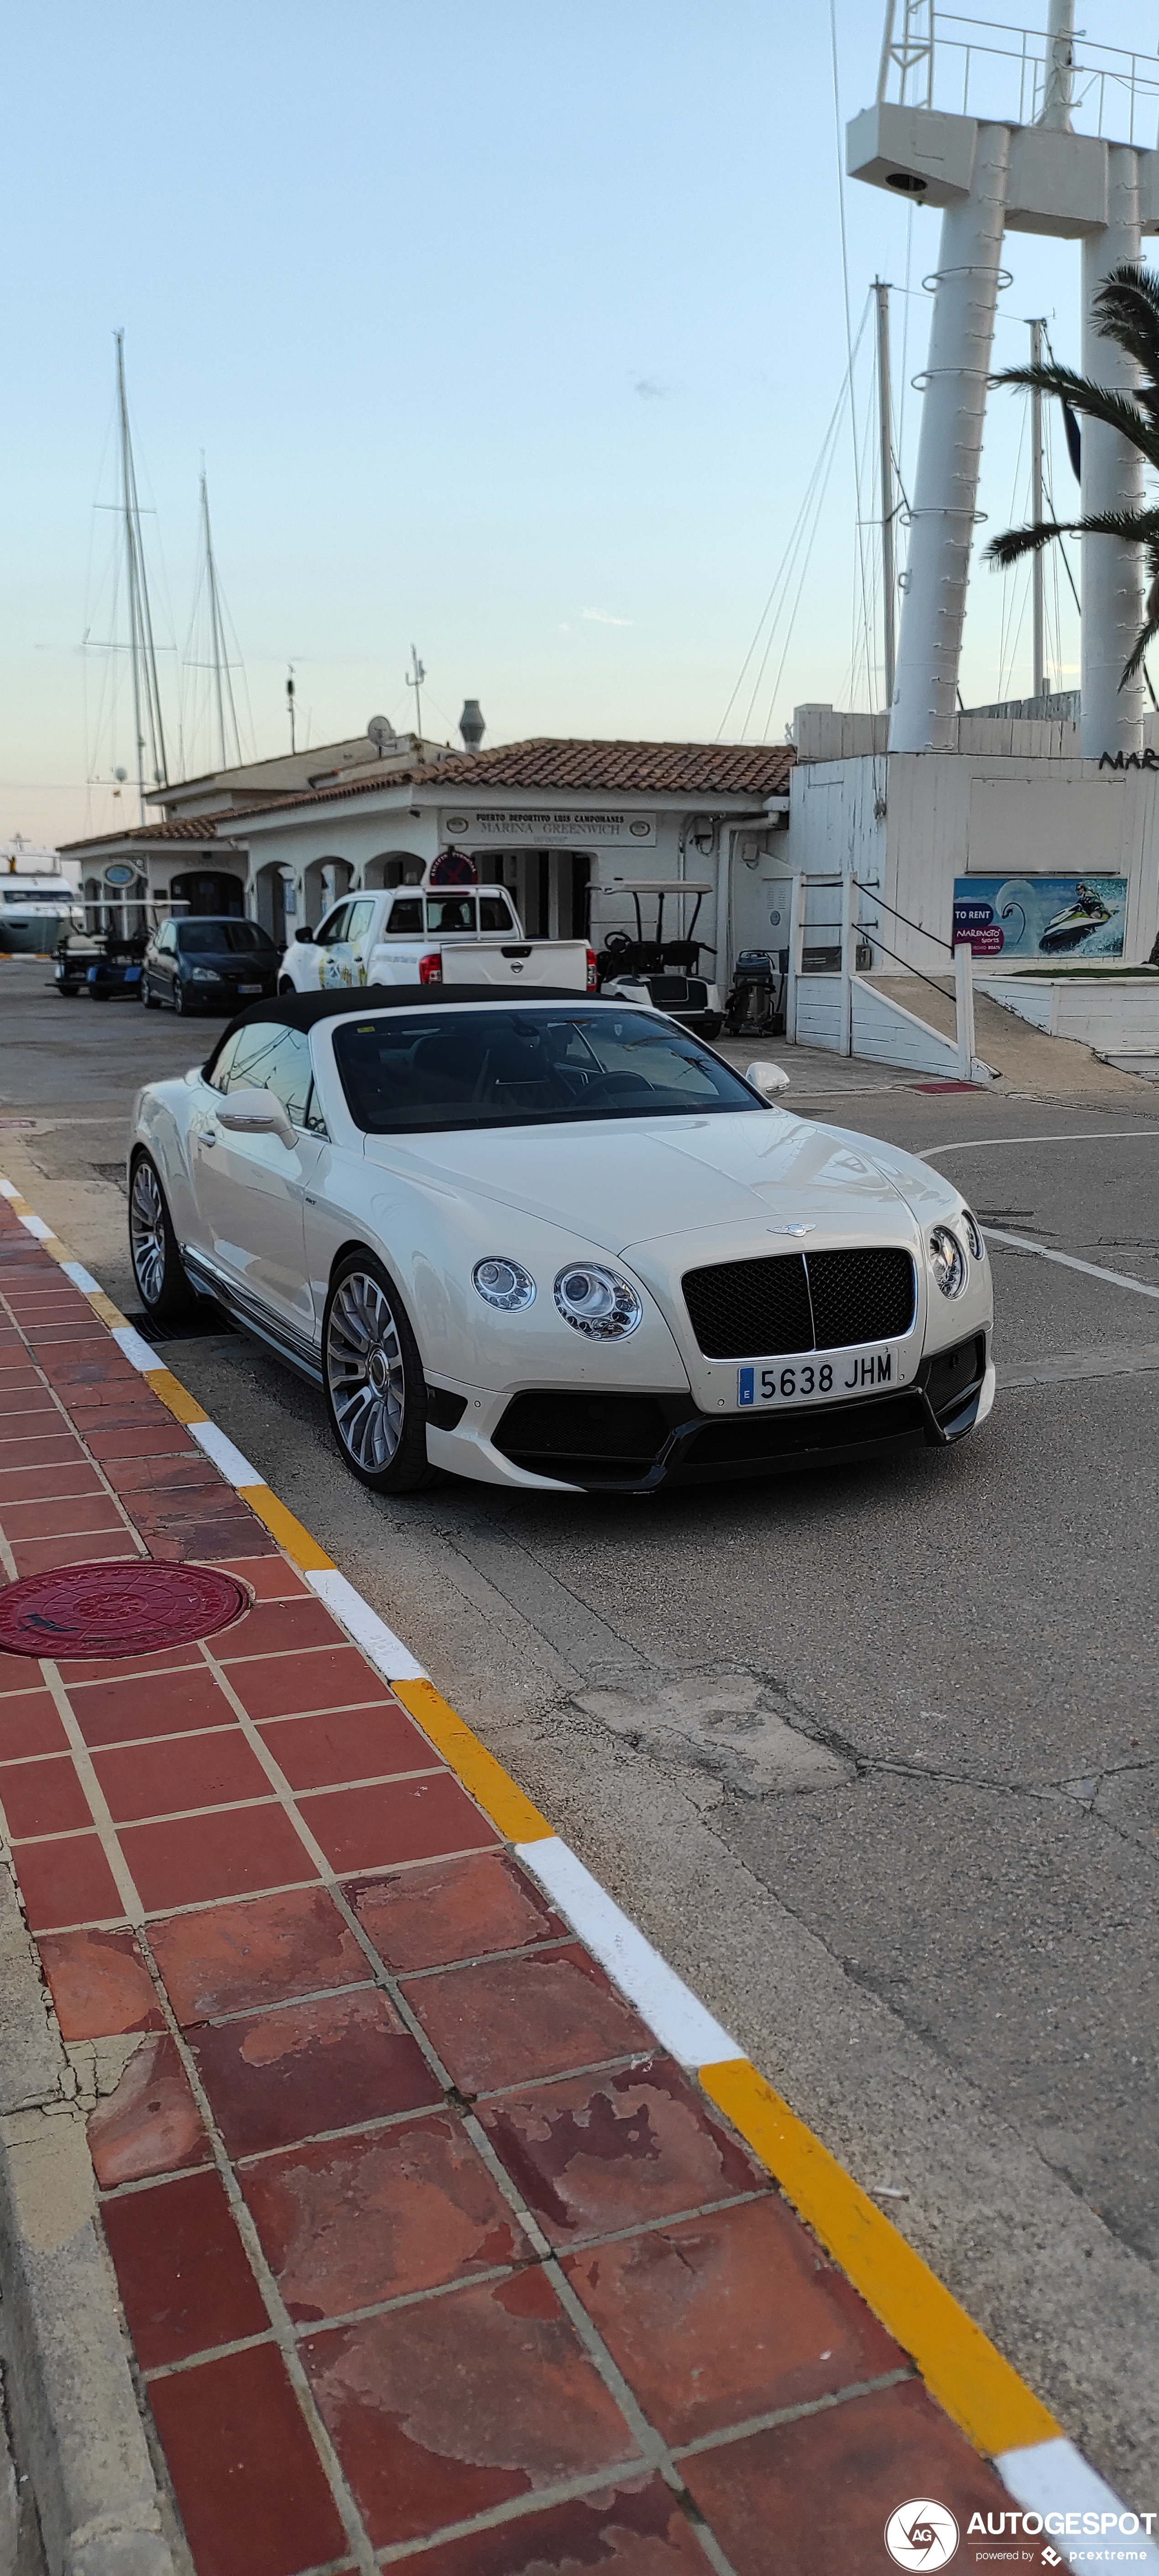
[116,333,148,825]
[200,470,240,771]
[1030,318,1045,699]
[115,334,170,819]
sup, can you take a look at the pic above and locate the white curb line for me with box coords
[517,1835,743,2071]
[997,2437,1159,2565]
[304,1569,428,1682]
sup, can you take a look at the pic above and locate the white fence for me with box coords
[784,871,990,1083]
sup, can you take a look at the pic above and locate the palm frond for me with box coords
[1093,264,1159,388]
[986,507,1159,571]
[990,363,1159,469]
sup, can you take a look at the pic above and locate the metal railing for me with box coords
[877,4,1159,147]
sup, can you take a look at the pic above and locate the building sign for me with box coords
[953,874,1126,962]
[104,863,140,888]
[441,810,657,848]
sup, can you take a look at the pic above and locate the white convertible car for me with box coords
[128,987,994,1495]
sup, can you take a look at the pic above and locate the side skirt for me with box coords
[180,1247,324,1388]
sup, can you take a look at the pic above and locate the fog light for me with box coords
[929,1225,966,1298]
[473,1258,536,1313]
[554,1263,642,1339]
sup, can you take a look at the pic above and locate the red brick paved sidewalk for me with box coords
[0,1199,1023,2575]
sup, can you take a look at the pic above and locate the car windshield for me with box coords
[332,1008,763,1135]
[176,920,274,953]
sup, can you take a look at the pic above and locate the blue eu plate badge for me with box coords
[737,1367,755,1406]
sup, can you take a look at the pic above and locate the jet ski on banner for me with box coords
[1038,883,1119,952]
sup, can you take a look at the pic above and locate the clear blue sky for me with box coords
[5,1,1148,846]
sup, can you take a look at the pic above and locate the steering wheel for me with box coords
[602,932,634,958]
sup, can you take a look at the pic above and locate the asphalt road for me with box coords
[3,961,1159,2505]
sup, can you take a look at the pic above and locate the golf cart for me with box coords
[56,893,188,1000]
[592,880,722,1038]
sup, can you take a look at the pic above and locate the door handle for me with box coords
[202,1130,217,1147]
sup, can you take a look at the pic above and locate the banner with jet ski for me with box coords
[952,875,1126,962]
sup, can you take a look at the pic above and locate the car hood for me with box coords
[361,1110,958,1259]
[178,951,274,969]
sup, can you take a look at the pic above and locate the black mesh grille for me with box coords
[805,1248,916,1350]
[681,1246,916,1360]
[682,1254,814,1361]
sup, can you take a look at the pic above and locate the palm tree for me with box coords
[985,262,1159,686]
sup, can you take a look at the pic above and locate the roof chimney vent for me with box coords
[459,699,485,752]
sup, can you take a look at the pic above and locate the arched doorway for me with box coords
[169,868,244,917]
[363,850,427,891]
[302,856,353,928]
[255,863,292,947]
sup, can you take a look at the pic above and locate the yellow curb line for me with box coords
[700,2059,1058,2457]
[1,1176,1062,2468]
[235,1482,335,1574]
[394,1678,552,1846]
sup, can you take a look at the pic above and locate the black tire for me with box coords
[172,981,186,1015]
[277,977,295,995]
[128,1152,199,1324]
[91,988,111,1002]
[699,1013,724,1041]
[322,1251,436,1493]
[56,983,81,999]
[141,977,161,1010]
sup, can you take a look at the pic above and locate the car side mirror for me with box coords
[746,1060,790,1096]
[295,926,316,943]
[215,1087,297,1149]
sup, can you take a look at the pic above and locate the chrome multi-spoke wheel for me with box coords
[322,1257,434,1492]
[128,1154,196,1322]
[325,1270,406,1469]
[130,1158,167,1306]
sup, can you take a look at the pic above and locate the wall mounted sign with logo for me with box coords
[952,875,1127,962]
[441,811,657,848]
[103,863,140,889]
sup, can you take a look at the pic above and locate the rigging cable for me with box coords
[716,302,868,739]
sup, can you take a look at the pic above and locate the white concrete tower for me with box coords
[848,2,1159,759]
[887,123,1010,752]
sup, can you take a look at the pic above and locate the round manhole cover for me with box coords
[0,1562,248,1661]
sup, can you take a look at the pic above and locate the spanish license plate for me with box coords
[238,983,261,995]
[737,1347,900,1407]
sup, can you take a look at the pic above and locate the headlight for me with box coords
[929,1225,966,1298]
[962,1209,985,1262]
[473,1257,536,1312]
[554,1263,642,1339]
[190,967,221,982]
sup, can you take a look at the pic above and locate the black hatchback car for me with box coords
[141,916,280,1014]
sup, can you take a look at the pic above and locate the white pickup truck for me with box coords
[279,884,595,998]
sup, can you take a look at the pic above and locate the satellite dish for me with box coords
[367,717,396,756]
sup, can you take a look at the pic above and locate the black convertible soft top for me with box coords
[218,983,593,1044]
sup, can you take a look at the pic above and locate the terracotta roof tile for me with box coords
[214,738,795,823]
[60,811,256,855]
[61,741,794,849]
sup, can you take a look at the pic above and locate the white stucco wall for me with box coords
[787,751,1159,977]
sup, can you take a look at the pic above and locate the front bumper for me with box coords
[485,1331,991,1493]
